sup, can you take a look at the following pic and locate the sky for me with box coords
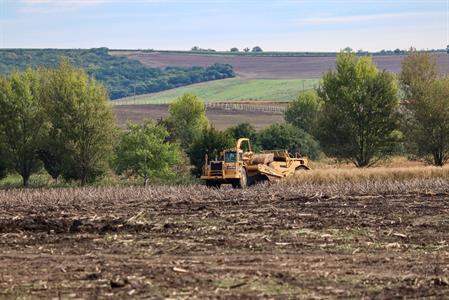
[0,0,448,51]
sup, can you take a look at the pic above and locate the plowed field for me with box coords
[1,180,449,299]
[112,52,449,79]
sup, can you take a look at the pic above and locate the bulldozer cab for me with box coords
[224,150,245,163]
[223,138,252,163]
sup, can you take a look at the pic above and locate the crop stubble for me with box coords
[1,180,449,299]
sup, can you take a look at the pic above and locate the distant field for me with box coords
[113,78,319,105]
[114,104,285,130]
[112,51,449,79]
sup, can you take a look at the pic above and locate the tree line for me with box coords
[0,48,235,100]
[187,51,449,171]
[285,51,449,167]
[1,51,448,187]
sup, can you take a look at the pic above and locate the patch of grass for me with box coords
[0,173,63,189]
[0,170,197,189]
[215,277,303,297]
[113,78,319,105]
[248,279,302,296]
[412,214,449,226]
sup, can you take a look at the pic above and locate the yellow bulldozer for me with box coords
[201,138,310,188]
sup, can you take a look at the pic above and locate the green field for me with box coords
[112,78,320,105]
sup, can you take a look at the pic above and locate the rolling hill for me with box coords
[0,48,235,99]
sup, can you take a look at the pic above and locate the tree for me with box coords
[43,60,117,186]
[226,123,258,143]
[258,123,321,160]
[243,48,250,53]
[0,69,46,187]
[188,127,233,176]
[343,47,353,53]
[252,46,263,52]
[400,51,437,100]
[407,78,449,166]
[400,52,449,166]
[0,142,9,180]
[115,120,182,186]
[284,90,322,133]
[37,132,65,183]
[166,94,208,149]
[316,53,400,167]
[226,122,259,151]
[446,45,449,54]
[230,47,239,52]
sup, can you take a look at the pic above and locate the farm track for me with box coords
[1,181,449,299]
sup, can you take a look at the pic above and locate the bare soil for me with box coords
[112,52,449,79]
[1,181,448,299]
[113,104,285,130]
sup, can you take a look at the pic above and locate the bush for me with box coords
[258,123,321,160]
[115,120,182,186]
[285,90,321,133]
[225,123,259,150]
[188,127,234,177]
[166,94,209,149]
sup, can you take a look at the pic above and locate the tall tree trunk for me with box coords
[144,177,149,187]
[22,174,30,187]
[80,169,87,187]
[433,150,444,166]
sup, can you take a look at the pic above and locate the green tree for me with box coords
[166,94,208,149]
[115,120,182,186]
[316,53,400,167]
[44,60,117,186]
[285,90,322,133]
[230,47,239,52]
[409,78,449,165]
[258,123,320,160]
[252,46,263,52]
[0,142,9,180]
[400,52,449,165]
[0,69,47,186]
[37,132,66,183]
[400,51,437,100]
[225,123,258,150]
[188,127,233,177]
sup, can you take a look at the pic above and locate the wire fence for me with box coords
[205,102,287,114]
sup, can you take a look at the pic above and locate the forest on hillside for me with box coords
[0,48,235,99]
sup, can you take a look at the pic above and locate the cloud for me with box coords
[300,11,445,25]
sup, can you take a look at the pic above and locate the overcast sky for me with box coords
[0,0,447,51]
